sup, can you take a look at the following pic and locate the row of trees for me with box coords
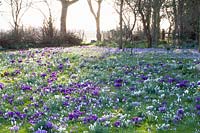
[115,0,200,50]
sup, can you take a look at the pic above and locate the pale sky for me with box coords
[0,0,118,31]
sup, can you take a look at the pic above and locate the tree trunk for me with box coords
[152,10,158,47]
[59,0,78,36]
[119,0,124,49]
[147,33,152,48]
[138,0,152,48]
[60,4,68,36]
[172,0,178,47]
[152,3,158,47]
[177,0,184,47]
[199,6,200,52]
[198,29,200,53]
[96,18,101,41]
[87,0,102,41]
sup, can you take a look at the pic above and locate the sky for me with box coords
[0,0,169,41]
[0,0,118,38]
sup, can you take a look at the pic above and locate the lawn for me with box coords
[0,46,200,133]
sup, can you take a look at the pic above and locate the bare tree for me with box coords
[41,0,55,41]
[198,1,200,52]
[124,0,138,42]
[5,0,32,41]
[114,0,138,49]
[87,0,102,41]
[119,0,124,49]
[58,0,78,36]
[138,0,152,48]
[152,0,165,47]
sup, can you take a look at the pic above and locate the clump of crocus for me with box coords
[176,80,189,88]
[132,117,142,124]
[34,129,48,133]
[158,106,166,113]
[114,78,123,88]
[40,73,47,78]
[113,120,121,127]
[10,125,19,132]
[195,104,200,110]
[173,108,184,123]
[83,114,98,124]
[21,85,32,91]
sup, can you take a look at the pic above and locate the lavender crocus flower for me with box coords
[158,106,166,113]
[114,79,123,88]
[34,129,48,133]
[132,117,142,124]
[10,125,19,132]
[46,121,53,129]
[113,121,121,127]
[41,73,47,78]
[195,104,200,110]
[0,83,4,89]
[21,85,32,91]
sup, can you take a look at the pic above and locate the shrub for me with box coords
[0,28,83,49]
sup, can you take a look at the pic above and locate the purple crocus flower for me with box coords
[20,113,26,119]
[89,114,98,121]
[7,111,14,117]
[129,86,136,91]
[50,72,57,78]
[21,85,32,91]
[168,77,176,83]
[34,129,48,133]
[176,108,184,118]
[41,73,47,78]
[4,72,9,76]
[15,70,20,74]
[46,121,53,129]
[113,121,121,127]
[114,79,123,88]
[114,82,122,87]
[83,117,90,124]
[141,75,148,80]
[158,106,166,113]
[83,114,98,124]
[115,79,123,83]
[10,60,15,63]
[58,64,64,69]
[195,104,200,110]
[173,115,181,123]
[18,58,22,63]
[132,117,142,124]
[176,80,189,88]
[195,97,200,103]
[0,83,4,89]
[92,89,100,96]
[68,113,76,120]
[10,125,19,132]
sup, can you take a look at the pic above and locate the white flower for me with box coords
[146,106,154,110]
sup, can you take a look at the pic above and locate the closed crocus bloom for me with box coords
[0,83,4,89]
